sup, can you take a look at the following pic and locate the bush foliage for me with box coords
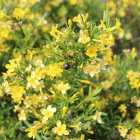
[0,0,140,140]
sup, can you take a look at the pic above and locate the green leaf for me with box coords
[45,35,51,44]
[88,85,103,97]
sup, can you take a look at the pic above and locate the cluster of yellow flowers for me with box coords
[127,70,140,90]
[117,126,140,140]
[1,13,121,139]
[107,0,140,17]
[0,10,12,54]
[1,0,140,139]
[106,0,140,48]
[95,48,140,140]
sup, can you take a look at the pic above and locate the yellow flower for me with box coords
[13,8,29,19]
[118,7,125,17]
[126,70,140,89]
[114,96,121,102]
[41,105,56,122]
[118,28,124,39]
[56,82,70,94]
[73,15,81,22]
[131,96,137,103]
[18,110,26,121]
[107,19,121,32]
[25,65,32,72]
[10,86,26,103]
[93,111,102,123]
[78,30,90,44]
[129,129,140,140]
[35,59,45,68]
[5,59,18,74]
[0,10,8,20]
[117,125,129,138]
[102,81,113,90]
[84,64,98,77]
[69,0,77,5]
[0,21,11,39]
[118,104,127,112]
[31,69,44,80]
[27,76,39,89]
[98,20,106,30]
[53,121,69,136]
[125,32,132,40]
[34,80,44,92]
[100,33,114,46]
[107,1,116,16]
[86,45,98,57]
[45,63,63,78]
[50,24,63,41]
[25,123,43,139]
[73,14,88,25]
[84,61,107,77]
[118,104,127,118]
